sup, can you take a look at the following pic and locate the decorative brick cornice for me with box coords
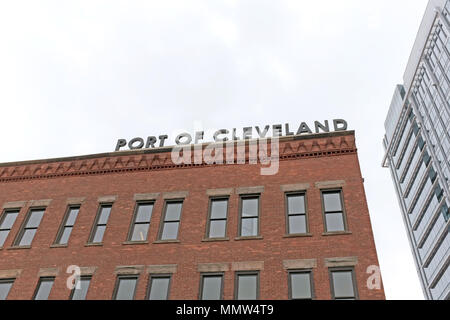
[0,133,356,183]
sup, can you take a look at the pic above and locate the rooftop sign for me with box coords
[114,119,348,152]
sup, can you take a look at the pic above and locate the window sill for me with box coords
[234,236,264,241]
[85,243,103,247]
[7,245,32,250]
[153,240,180,244]
[50,244,68,248]
[122,241,149,245]
[202,237,230,242]
[283,233,313,238]
[322,231,352,236]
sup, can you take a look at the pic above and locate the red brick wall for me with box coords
[0,132,385,300]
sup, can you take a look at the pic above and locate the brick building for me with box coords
[0,130,385,300]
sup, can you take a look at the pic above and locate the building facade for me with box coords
[383,0,450,300]
[0,131,384,300]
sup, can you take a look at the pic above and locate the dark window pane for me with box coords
[0,230,9,247]
[58,227,73,245]
[161,222,179,240]
[332,271,355,298]
[1,212,19,229]
[288,195,305,214]
[66,209,79,226]
[325,212,345,232]
[241,218,258,237]
[115,278,137,300]
[97,207,111,225]
[92,225,106,243]
[131,223,149,241]
[165,203,182,221]
[242,198,258,217]
[211,200,227,219]
[71,278,91,300]
[209,220,226,238]
[135,204,153,223]
[237,275,257,300]
[0,281,13,300]
[291,273,312,299]
[288,215,307,234]
[148,278,170,300]
[34,279,54,300]
[26,210,44,228]
[19,229,37,246]
[323,193,342,212]
[202,276,222,300]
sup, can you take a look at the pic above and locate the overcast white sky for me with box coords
[0,0,430,299]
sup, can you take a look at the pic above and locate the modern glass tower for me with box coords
[383,0,450,300]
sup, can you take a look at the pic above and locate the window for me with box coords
[0,209,19,247]
[442,203,449,222]
[113,276,138,300]
[55,206,80,245]
[0,279,14,300]
[14,208,45,247]
[235,272,259,300]
[89,204,112,243]
[289,271,313,300]
[70,276,92,300]
[159,201,183,240]
[200,274,223,300]
[206,198,228,239]
[33,277,55,300]
[239,196,260,237]
[147,275,171,300]
[286,193,308,234]
[321,190,347,232]
[128,202,154,242]
[330,269,358,300]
